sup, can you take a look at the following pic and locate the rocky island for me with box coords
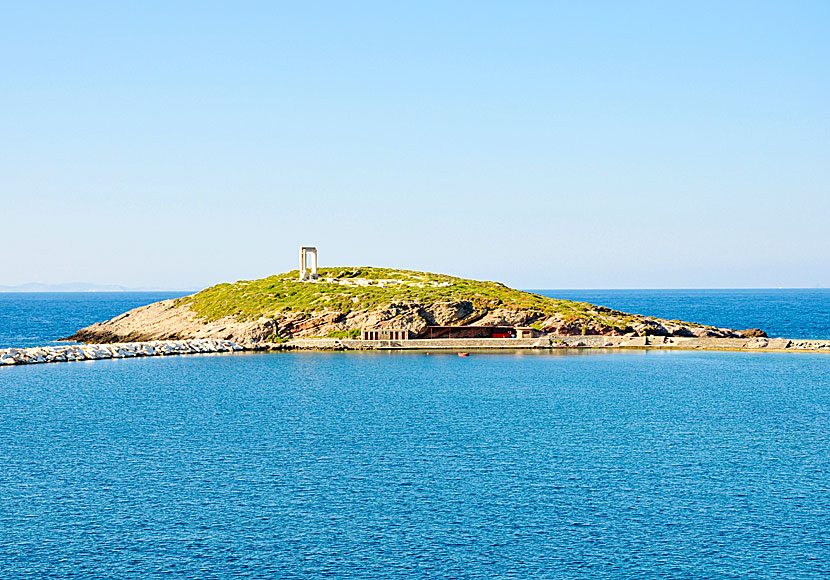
[66,267,759,344]
[2,266,828,367]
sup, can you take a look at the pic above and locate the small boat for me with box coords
[458,352,469,357]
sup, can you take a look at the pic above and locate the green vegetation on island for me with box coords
[68,267,755,345]
[178,267,639,331]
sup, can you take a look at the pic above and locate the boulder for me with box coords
[739,328,768,338]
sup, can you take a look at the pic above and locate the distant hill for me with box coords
[66,267,755,344]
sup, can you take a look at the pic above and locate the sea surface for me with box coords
[533,288,830,340]
[0,292,188,349]
[1,291,829,578]
[1,349,829,578]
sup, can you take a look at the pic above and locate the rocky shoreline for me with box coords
[3,336,829,367]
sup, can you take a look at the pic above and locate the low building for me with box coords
[360,326,540,340]
[423,326,540,339]
[515,327,539,339]
[361,328,412,340]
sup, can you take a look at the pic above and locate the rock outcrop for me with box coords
[738,328,768,338]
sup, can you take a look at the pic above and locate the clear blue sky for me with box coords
[2,1,828,289]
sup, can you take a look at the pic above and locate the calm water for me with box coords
[0,292,188,349]
[1,350,828,578]
[1,291,829,577]
[534,289,830,339]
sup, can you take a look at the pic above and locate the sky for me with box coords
[1,1,828,289]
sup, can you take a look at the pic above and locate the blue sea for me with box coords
[1,291,829,578]
[0,292,188,350]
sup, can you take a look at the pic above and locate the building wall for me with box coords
[362,327,539,340]
[361,329,411,341]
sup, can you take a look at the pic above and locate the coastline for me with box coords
[3,335,829,366]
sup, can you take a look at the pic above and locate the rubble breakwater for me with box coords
[0,339,246,366]
[4,335,830,368]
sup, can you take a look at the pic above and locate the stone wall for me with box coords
[281,335,830,352]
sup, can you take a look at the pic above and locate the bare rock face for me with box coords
[739,328,768,338]
[466,308,540,327]
[419,301,475,325]
[67,299,277,345]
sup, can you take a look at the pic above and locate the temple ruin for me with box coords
[298,246,318,281]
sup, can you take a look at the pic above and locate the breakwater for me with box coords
[0,339,245,366]
[3,335,830,367]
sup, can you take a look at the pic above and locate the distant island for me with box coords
[66,266,763,345]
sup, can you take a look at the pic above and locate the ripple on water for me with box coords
[0,349,829,578]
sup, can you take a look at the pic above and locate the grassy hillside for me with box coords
[177,267,641,330]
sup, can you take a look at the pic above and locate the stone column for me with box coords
[310,249,318,278]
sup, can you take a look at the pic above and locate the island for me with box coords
[65,266,760,345]
[2,264,828,366]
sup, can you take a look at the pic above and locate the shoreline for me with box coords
[283,335,830,353]
[2,335,829,366]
